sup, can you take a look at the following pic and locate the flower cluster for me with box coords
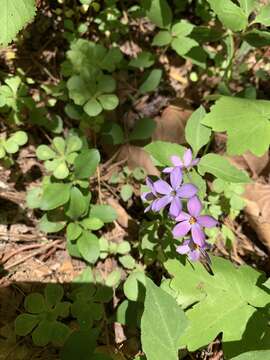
[141,149,217,262]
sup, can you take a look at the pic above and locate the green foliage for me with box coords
[165,256,270,352]
[0,131,28,160]
[202,97,270,156]
[231,351,270,360]
[141,278,188,360]
[145,141,186,166]
[0,0,36,46]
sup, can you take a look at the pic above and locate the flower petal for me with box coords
[146,177,157,195]
[191,223,205,247]
[197,215,218,228]
[171,155,183,167]
[141,191,155,202]
[169,197,182,218]
[177,183,197,198]
[187,196,202,217]
[170,166,182,190]
[175,211,190,222]
[183,149,192,167]
[172,220,191,238]
[188,249,201,261]
[191,158,200,167]
[154,179,172,195]
[152,195,171,211]
[176,240,191,254]
[163,167,173,173]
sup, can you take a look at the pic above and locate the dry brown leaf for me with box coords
[244,182,270,249]
[107,197,131,228]
[229,151,269,177]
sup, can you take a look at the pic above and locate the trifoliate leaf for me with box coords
[0,0,36,47]
[165,256,270,352]
[202,96,270,156]
[152,30,172,46]
[141,278,188,360]
[83,98,103,117]
[171,37,198,56]
[36,145,56,160]
[139,69,162,94]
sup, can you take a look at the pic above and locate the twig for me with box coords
[2,243,44,263]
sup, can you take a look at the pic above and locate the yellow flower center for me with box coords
[189,216,197,225]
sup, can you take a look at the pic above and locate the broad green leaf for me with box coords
[129,51,155,68]
[165,256,270,352]
[66,222,82,241]
[171,20,194,36]
[120,184,133,202]
[202,96,270,156]
[101,122,124,145]
[98,94,119,111]
[77,231,100,263]
[66,135,82,154]
[53,161,69,179]
[45,284,64,308]
[90,204,117,223]
[15,314,39,336]
[198,154,250,183]
[39,214,66,233]
[145,141,186,166]
[81,217,104,230]
[124,271,146,302]
[152,31,172,46]
[97,74,116,93]
[32,320,53,346]
[243,29,270,47]
[238,0,256,16]
[25,293,46,314]
[172,37,198,56]
[53,137,66,154]
[11,131,28,145]
[185,106,211,155]
[119,254,136,269]
[36,145,56,160]
[84,98,103,117]
[255,4,270,26]
[51,322,70,345]
[74,149,100,179]
[26,186,43,209]
[40,183,71,211]
[139,69,162,94]
[207,0,248,31]
[105,269,122,287]
[0,0,36,46]
[60,329,97,360]
[65,187,89,220]
[117,241,131,254]
[4,139,19,154]
[141,278,188,360]
[129,118,156,141]
[231,350,270,360]
[142,0,172,28]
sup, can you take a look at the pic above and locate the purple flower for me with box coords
[153,167,197,218]
[172,196,218,246]
[141,177,158,212]
[176,238,208,262]
[163,149,199,173]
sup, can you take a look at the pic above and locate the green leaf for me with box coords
[171,37,198,56]
[32,320,53,346]
[129,51,155,68]
[165,256,270,352]
[84,98,102,117]
[15,314,39,336]
[51,322,71,345]
[66,222,82,241]
[90,205,117,223]
[243,29,270,47]
[255,4,270,26]
[53,161,69,180]
[185,106,211,155]
[97,74,116,93]
[39,214,66,234]
[119,254,136,269]
[4,139,19,154]
[45,284,64,308]
[142,0,172,28]
[207,0,248,31]
[101,122,124,145]
[98,94,119,111]
[171,20,194,36]
[65,187,89,220]
[81,217,104,230]
[26,187,43,209]
[25,293,46,314]
[238,0,256,16]
[120,184,133,202]
[117,241,131,254]
[40,183,71,211]
[152,30,172,46]
[11,131,28,145]
[36,145,56,160]
[66,135,82,154]
[202,96,270,156]
[139,69,162,94]
[231,350,270,360]
[0,0,36,46]
[141,278,188,360]
[60,330,97,360]
[77,231,100,263]
[105,269,122,287]
[74,149,100,179]
[129,118,156,141]
[124,271,146,301]
[198,154,250,183]
[145,141,186,166]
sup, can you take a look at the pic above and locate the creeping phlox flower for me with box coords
[141,151,218,262]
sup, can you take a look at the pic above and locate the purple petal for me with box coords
[176,240,191,254]
[141,191,154,202]
[163,167,173,173]
[152,195,171,211]
[175,211,190,222]
[183,149,192,167]
[169,197,182,218]
[170,167,182,190]
[146,177,157,195]
[177,183,197,198]
[197,215,218,228]
[172,220,191,238]
[188,249,201,261]
[154,179,172,195]
[191,223,205,247]
[187,196,202,217]
[171,155,183,167]
[191,158,200,167]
